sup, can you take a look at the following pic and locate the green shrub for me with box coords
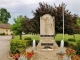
[68,38,76,42]
[36,40,39,46]
[56,41,68,47]
[68,42,76,49]
[25,40,32,46]
[76,40,80,55]
[24,37,32,40]
[10,39,33,54]
[0,33,5,35]
[10,40,26,54]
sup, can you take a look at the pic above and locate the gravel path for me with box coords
[0,36,12,60]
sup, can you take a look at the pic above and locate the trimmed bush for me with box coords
[56,40,68,47]
[76,40,80,55]
[25,40,33,46]
[68,38,76,42]
[35,40,39,46]
[24,37,32,40]
[68,42,76,49]
[10,39,33,54]
[10,40,26,54]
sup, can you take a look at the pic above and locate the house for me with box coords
[0,24,12,35]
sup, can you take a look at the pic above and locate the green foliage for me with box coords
[32,2,78,34]
[76,40,80,55]
[10,40,32,54]
[55,34,63,41]
[0,8,11,23]
[10,15,23,35]
[77,17,80,26]
[35,40,39,46]
[10,40,26,54]
[55,34,78,47]
[74,34,80,41]
[68,38,76,42]
[68,42,76,49]
[10,15,23,40]
[24,37,32,40]
[22,16,31,34]
[56,40,68,47]
[0,33,5,35]
[26,40,33,46]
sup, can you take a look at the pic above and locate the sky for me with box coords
[0,0,80,24]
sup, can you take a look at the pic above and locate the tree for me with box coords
[10,15,23,40]
[0,8,11,23]
[32,2,78,34]
[22,16,30,34]
[74,17,80,34]
[22,16,36,35]
[77,17,80,26]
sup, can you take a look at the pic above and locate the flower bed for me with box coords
[57,48,76,60]
[9,50,34,60]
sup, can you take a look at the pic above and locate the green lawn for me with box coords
[13,35,40,41]
[74,34,80,41]
[13,34,80,46]
[56,34,80,40]
[13,34,80,41]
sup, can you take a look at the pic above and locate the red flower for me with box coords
[13,53,20,60]
[26,52,34,59]
[66,48,76,56]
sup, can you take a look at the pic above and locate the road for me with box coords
[0,36,12,60]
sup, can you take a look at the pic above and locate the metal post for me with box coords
[62,2,64,40]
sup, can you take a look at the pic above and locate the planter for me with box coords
[67,56,71,60]
[18,56,27,60]
[62,55,72,60]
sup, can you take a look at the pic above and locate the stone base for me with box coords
[37,37,58,50]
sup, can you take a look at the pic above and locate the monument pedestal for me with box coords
[37,37,58,50]
[37,14,58,50]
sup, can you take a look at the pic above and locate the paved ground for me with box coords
[0,36,12,60]
[32,50,58,60]
[26,47,65,60]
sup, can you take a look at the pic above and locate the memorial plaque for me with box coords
[41,43,53,46]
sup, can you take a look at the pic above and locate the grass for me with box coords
[12,34,80,46]
[56,34,80,40]
[55,34,63,41]
[74,34,80,42]
[13,34,80,41]
[13,35,40,41]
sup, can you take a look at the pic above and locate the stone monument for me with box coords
[37,14,58,50]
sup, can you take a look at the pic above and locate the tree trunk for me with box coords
[20,32,22,40]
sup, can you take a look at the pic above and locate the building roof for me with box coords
[0,24,10,29]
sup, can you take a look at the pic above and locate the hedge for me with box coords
[68,42,76,49]
[76,40,80,55]
[68,38,76,42]
[24,37,32,40]
[35,40,39,46]
[10,40,32,54]
[56,40,68,47]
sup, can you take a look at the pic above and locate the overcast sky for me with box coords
[0,0,80,24]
